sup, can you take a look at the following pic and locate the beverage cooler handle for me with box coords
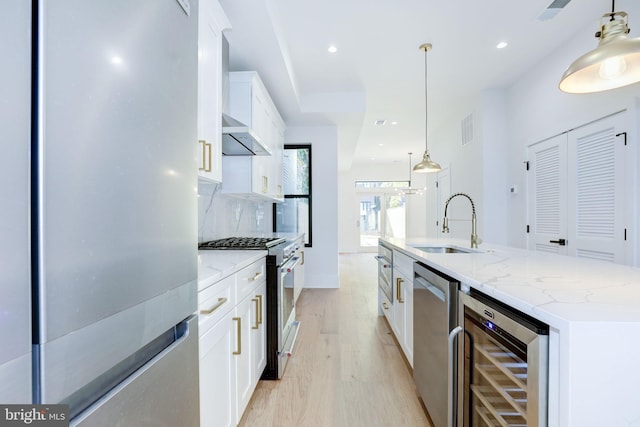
[448,326,464,427]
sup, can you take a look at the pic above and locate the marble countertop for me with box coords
[197,250,267,291]
[383,237,640,328]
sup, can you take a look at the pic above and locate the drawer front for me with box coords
[393,250,416,279]
[380,291,393,326]
[198,274,235,335]
[236,258,266,302]
[378,243,393,261]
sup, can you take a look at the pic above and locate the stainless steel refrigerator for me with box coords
[1,1,200,424]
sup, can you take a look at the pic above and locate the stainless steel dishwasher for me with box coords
[414,262,460,427]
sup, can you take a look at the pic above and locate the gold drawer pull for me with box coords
[257,294,263,325]
[252,297,260,329]
[249,272,263,281]
[396,277,404,303]
[199,297,228,315]
[232,317,241,355]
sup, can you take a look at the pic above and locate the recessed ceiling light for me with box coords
[391,121,398,125]
[328,45,338,53]
[496,41,508,49]
[378,143,384,147]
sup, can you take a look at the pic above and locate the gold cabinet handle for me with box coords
[249,272,263,281]
[199,297,228,315]
[382,302,389,310]
[205,141,212,172]
[396,277,404,303]
[257,294,263,325]
[301,251,305,265]
[251,297,260,329]
[262,176,268,193]
[198,139,212,172]
[199,140,206,171]
[232,317,241,355]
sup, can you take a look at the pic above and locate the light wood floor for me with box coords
[238,253,433,427]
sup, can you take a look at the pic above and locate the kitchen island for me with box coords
[382,237,640,427]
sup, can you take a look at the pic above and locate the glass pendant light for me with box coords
[413,43,441,173]
[559,1,640,93]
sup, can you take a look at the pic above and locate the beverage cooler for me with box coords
[455,290,549,427]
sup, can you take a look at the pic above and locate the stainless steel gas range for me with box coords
[198,236,302,379]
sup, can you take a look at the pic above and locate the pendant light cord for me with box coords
[424,46,429,154]
[611,0,616,20]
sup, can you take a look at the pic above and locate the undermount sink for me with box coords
[411,246,475,254]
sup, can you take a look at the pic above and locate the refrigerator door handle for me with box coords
[448,326,464,427]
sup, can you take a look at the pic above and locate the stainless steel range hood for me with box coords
[222,113,272,156]
[220,35,271,156]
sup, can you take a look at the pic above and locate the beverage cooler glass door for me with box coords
[458,291,549,427]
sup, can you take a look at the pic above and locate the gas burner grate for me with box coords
[198,237,285,250]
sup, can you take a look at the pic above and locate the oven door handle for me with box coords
[375,255,391,268]
[281,256,302,274]
[448,326,464,427]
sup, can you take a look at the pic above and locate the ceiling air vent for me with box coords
[374,119,387,126]
[537,0,572,21]
[461,113,473,147]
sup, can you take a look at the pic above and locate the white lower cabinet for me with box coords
[199,309,235,427]
[293,243,305,305]
[233,293,253,422]
[380,291,393,326]
[198,258,267,427]
[251,281,267,383]
[391,250,415,367]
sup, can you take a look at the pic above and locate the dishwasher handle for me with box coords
[415,276,446,302]
[448,326,464,427]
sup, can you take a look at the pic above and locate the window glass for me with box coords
[355,181,409,189]
[274,145,312,246]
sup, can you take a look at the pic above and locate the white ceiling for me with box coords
[218,0,614,170]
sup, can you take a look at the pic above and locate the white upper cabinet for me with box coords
[197,0,230,183]
[222,71,285,201]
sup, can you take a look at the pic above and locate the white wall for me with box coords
[338,161,428,253]
[286,125,339,288]
[504,2,640,250]
[408,4,640,254]
[417,91,509,246]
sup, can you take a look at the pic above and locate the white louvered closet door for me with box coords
[527,134,568,255]
[567,113,626,263]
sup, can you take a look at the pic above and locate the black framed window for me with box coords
[273,145,312,246]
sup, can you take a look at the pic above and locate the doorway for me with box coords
[357,191,406,251]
